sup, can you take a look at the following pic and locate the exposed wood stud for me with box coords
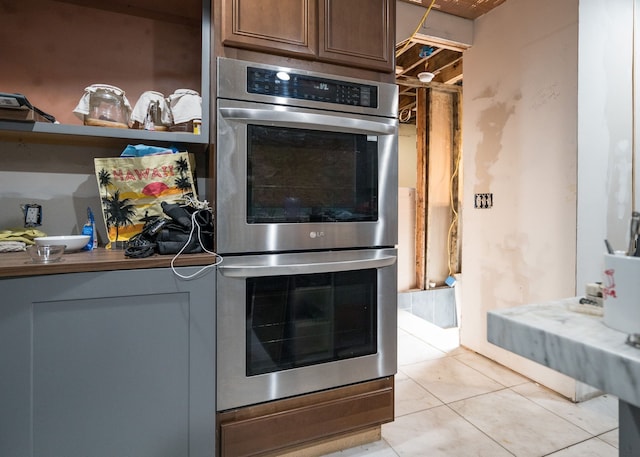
[415,87,428,289]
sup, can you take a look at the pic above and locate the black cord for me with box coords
[124,243,156,258]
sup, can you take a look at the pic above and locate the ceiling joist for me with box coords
[395,0,507,123]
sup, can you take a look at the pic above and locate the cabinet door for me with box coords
[221,0,317,57]
[318,0,395,72]
[0,267,215,457]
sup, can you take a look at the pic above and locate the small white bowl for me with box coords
[34,235,90,252]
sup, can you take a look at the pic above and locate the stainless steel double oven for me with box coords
[215,57,398,411]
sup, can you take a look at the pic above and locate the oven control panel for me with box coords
[247,67,378,108]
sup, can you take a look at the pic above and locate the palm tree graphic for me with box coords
[98,168,112,199]
[175,156,189,176]
[174,156,193,196]
[102,189,136,242]
[175,176,193,196]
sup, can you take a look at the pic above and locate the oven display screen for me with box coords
[247,67,378,108]
[246,269,377,376]
[246,125,378,224]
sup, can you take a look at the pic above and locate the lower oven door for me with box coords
[216,248,397,411]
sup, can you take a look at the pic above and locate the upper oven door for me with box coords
[216,99,398,254]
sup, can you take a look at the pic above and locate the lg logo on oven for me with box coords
[310,231,325,238]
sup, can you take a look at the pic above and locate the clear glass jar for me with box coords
[130,91,171,131]
[85,84,130,128]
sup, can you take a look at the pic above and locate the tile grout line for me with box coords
[507,385,619,439]
[451,356,532,387]
[442,400,517,457]
[400,357,605,455]
[538,434,618,456]
[394,315,619,456]
[441,386,608,457]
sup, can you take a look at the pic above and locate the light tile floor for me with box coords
[324,310,619,457]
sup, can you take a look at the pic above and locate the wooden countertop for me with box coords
[0,248,220,278]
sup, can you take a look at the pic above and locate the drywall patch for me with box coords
[473,85,498,101]
[480,231,534,312]
[531,83,560,111]
[474,99,516,191]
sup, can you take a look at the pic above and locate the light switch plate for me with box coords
[474,193,493,209]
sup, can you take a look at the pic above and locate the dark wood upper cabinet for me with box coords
[220,0,394,72]
[318,0,395,72]
[221,0,317,57]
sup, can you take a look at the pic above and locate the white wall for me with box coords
[398,186,416,290]
[0,142,107,241]
[0,141,208,245]
[460,0,580,398]
[577,0,635,290]
[398,123,418,290]
[398,123,418,188]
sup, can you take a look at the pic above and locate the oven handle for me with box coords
[218,255,396,278]
[218,107,396,136]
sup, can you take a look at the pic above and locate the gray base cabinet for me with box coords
[0,267,215,457]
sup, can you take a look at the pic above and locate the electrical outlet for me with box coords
[22,203,43,227]
[474,193,493,209]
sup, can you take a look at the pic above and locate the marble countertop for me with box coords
[488,298,640,407]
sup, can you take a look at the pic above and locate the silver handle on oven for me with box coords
[218,107,396,136]
[218,255,396,278]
